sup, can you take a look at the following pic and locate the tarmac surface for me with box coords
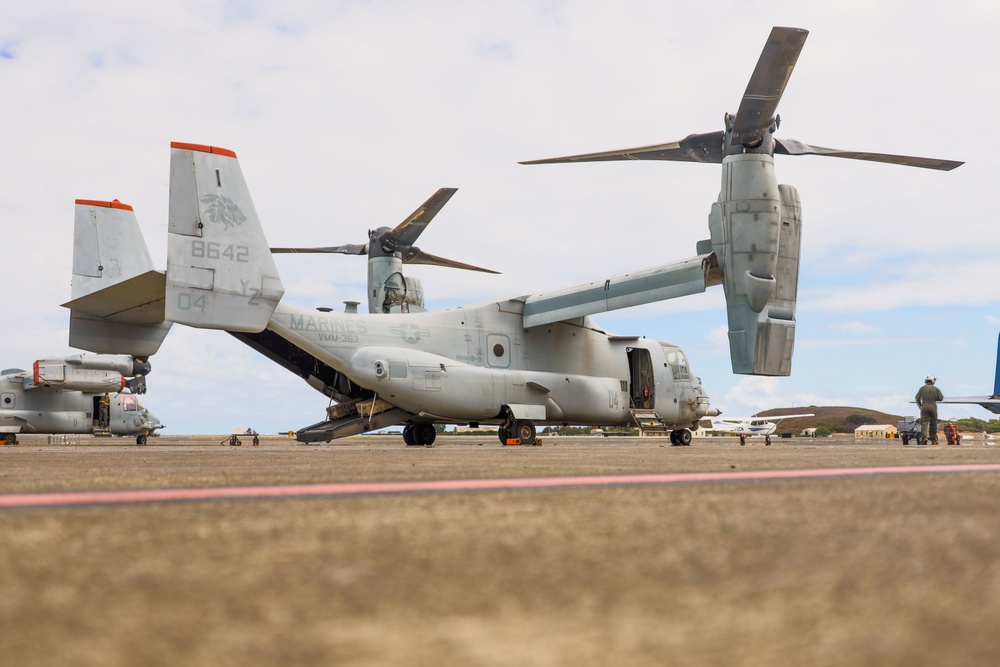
[2,433,999,666]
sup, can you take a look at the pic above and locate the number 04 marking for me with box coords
[176,293,206,311]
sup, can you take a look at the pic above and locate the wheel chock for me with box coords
[504,438,521,446]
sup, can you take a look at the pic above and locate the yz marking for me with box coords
[239,279,261,305]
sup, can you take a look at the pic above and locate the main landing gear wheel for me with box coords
[405,423,436,447]
[497,424,510,445]
[413,424,437,447]
[3,433,16,446]
[513,420,536,446]
[670,429,692,446]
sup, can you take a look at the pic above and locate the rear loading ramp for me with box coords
[295,397,413,443]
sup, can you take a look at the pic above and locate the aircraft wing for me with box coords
[522,253,720,328]
[766,413,815,422]
[937,397,1000,415]
[930,334,1000,414]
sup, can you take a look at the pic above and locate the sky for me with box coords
[1,1,998,434]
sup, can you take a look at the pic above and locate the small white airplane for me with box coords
[703,413,814,443]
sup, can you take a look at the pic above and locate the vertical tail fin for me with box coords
[62,200,172,357]
[165,142,284,331]
[70,199,155,299]
[994,333,1000,397]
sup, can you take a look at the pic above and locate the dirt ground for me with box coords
[1,434,999,666]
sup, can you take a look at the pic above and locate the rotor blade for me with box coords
[404,249,500,274]
[270,243,368,255]
[774,137,964,171]
[383,188,458,252]
[732,27,809,147]
[519,131,726,165]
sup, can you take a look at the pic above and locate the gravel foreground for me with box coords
[1,434,998,666]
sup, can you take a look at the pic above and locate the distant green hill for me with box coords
[749,407,1000,436]
[756,406,904,435]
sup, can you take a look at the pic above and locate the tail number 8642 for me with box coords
[191,240,249,262]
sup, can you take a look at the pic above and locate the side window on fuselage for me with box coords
[663,347,691,381]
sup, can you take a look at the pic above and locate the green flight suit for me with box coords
[915,383,943,442]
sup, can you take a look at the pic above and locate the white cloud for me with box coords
[836,320,878,334]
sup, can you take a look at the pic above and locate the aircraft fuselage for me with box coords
[265,297,713,429]
[0,370,162,437]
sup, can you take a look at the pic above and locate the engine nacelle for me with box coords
[31,354,151,393]
[33,359,126,393]
[708,153,801,376]
[368,256,427,313]
[402,276,425,309]
[63,353,150,377]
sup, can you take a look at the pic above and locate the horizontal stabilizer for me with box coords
[523,254,716,328]
[166,142,284,332]
[63,269,166,321]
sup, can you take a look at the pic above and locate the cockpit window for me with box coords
[662,346,691,381]
[121,395,138,412]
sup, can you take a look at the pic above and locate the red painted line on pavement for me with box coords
[2,463,1000,510]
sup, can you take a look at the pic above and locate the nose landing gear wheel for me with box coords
[670,429,692,446]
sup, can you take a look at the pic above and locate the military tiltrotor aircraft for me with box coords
[270,188,500,315]
[67,27,959,447]
[68,143,726,447]
[0,354,163,445]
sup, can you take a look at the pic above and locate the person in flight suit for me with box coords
[98,393,110,428]
[915,375,944,445]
